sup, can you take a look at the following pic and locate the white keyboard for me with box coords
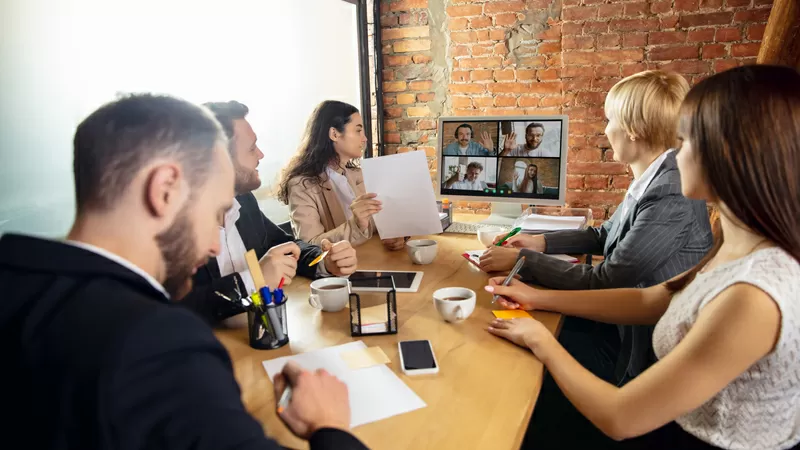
[443,222,513,235]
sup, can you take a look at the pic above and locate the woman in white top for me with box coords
[485,65,800,450]
[278,101,406,250]
[512,163,543,194]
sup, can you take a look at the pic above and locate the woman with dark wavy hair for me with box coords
[485,65,800,450]
[278,101,406,250]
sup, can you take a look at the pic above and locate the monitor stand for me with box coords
[480,202,525,226]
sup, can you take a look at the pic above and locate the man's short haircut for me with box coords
[467,161,484,171]
[604,70,690,151]
[73,93,225,213]
[526,122,545,134]
[203,101,249,153]
[455,123,474,139]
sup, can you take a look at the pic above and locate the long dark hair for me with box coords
[520,163,539,193]
[666,65,800,292]
[278,100,360,204]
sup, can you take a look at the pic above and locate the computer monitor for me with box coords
[435,115,569,224]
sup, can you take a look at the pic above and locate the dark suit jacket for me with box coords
[0,234,367,450]
[519,152,713,382]
[182,192,323,324]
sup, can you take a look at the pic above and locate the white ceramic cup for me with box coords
[433,287,476,323]
[407,239,438,265]
[477,226,505,248]
[308,277,350,312]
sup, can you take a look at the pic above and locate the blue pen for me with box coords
[273,288,284,305]
[259,286,285,341]
[259,286,273,305]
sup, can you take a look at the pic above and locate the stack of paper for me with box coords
[519,213,586,232]
[262,341,426,427]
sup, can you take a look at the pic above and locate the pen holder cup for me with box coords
[247,300,289,350]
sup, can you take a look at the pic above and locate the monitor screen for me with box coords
[436,116,568,205]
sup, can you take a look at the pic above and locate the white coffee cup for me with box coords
[477,226,505,248]
[407,239,438,265]
[309,277,350,312]
[433,287,476,323]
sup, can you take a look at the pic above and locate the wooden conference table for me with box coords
[215,224,564,450]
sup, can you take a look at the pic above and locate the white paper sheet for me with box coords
[519,213,586,232]
[464,249,578,271]
[361,152,444,239]
[262,341,426,428]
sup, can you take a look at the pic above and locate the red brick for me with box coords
[386,55,413,66]
[537,68,560,80]
[493,68,516,81]
[418,119,437,130]
[382,15,399,27]
[660,16,680,29]
[592,135,612,148]
[564,66,595,77]
[658,60,711,74]
[394,40,431,52]
[494,96,518,107]
[747,23,766,40]
[457,56,503,68]
[733,9,771,23]
[568,161,629,175]
[383,26,430,40]
[484,1,526,14]
[621,62,648,76]
[448,18,470,31]
[488,82,530,94]
[612,175,633,189]
[447,4,483,17]
[563,35,595,50]
[564,49,644,65]
[596,64,621,77]
[539,42,562,54]
[701,44,727,59]
[624,2,649,16]
[567,175,585,189]
[384,96,396,106]
[470,16,492,28]
[679,12,733,27]
[609,18,660,32]
[452,96,473,108]
[451,31,477,43]
[536,23,562,40]
[565,107,604,121]
[529,81,563,94]
[675,0,700,11]
[584,21,611,33]
[472,45,494,56]
[407,106,431,117]
[687,29,716,43]
[575,91,607,106]
[753,0,772,4]
[725,0,751,5]
[715,27,742,42]
[650,31,687,45]
[593,77,621,90]
[384,121,398,132]
[518,96,540,107]
[417,92,436,102]
[385,132,401,144]
[453,45,471,57]
[564,5,599,20]
[564,77,594,91]
[388,0,428,12]
[452,70,470,82]
[585,174,610,189]
[562,22,583,36]
[475,30,490,41]
[563,0,581,5]
[650,1,673,13]
[649,45,699,60]
[731,43,760,57]
[700,0,724,7]
[494,13,518,27]
[566,190,626,207]
[519,56,548,67]
[412,54,432,64]
[623,33,648,48]
[516,69,537,80]
[409,80,433,90]
[383,81,407,92]
[714,59,740,73]
[397,93,416,105]
[572,147,604,161]
[597,3,623,18]
[385,107,403,118]
[449,83,486,93]
[473,97,494,108]
[494,42,509,55]
[471,69,493,81]
[452,109,482,116]
[598,33,621,48]
[541,95,566,107]
[489,29,507,40]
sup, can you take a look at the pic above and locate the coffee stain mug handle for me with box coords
[308,293,323,309]
[455,305,464,321]
[413,250,422,262]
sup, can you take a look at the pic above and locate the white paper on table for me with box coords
[361,152,443,239]
[464,249,578,271]
[262,341,426,428]
[520,213,586,232]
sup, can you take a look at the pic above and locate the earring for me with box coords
[630,135,636,142]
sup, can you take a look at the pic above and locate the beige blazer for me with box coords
[287,167,375,246]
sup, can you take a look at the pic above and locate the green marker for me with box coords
[495,227,522,247]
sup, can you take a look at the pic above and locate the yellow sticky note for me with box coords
[359,304,388,325]
[492,310,533,319]
[340,346,391,370]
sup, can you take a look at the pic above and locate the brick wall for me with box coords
[379,0,771,221]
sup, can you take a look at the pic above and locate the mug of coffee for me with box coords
[309,277,350,312]
[433,287,476,323]
[407,239,438,265]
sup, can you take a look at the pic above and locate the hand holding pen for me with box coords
[488,256,526,305]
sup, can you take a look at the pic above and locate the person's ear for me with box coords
[144,163,187,220]
[329,127,339,143]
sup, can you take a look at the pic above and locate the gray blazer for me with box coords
[519,152,713,382]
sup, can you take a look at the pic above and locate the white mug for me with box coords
[433,287,476,323]
[308,277,350,312]
[407,239,438,265]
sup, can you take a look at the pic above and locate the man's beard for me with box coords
[527,140,541,149]
[155,205,200,300]
[234,161,261,194]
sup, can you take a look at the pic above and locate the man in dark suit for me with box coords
[182,100,358,326]
[0,94,368,450]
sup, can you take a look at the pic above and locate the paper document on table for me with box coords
[520,213,586,232]
[262,341,426,428]
[463,249,577,271]
[362,151,443,239]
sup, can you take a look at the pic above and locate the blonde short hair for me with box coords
[604,70,690,151]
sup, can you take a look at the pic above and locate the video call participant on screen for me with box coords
[442,123,495,156]
[480,70,713,449]
[0,94,369,450]
[279,100,407,251]
[499,122,559,157]
[444,161,488,191]
[513,163,543,194]
[181,101,358,327]
[485,65,800,450]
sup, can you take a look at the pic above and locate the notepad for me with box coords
[520,213,586,232]
[341,346,391,370]
[492,310,533,319]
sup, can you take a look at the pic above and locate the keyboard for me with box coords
[443,222,513,235]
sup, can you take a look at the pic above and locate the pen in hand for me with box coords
[495,227,522,247]
[491,256,526,304]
